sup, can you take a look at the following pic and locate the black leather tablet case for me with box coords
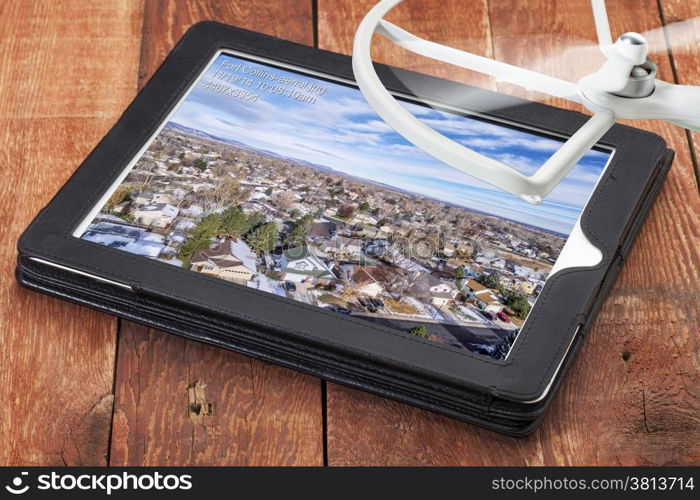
[15,22,674,435]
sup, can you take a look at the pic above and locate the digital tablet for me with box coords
[17,22,673,435]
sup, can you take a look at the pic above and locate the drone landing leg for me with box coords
[524,111,616,203]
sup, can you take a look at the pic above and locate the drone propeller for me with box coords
[352,0,699,203]
[373,0,698,103]
[587,32,649,93]
[582,0,697,93]
[526,10,700,88]
[376,19,582,102]
[592,0,700,56]
[591,0,614,51]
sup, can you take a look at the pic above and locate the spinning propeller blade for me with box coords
[591,0,614,54]
[591,0,647,93]
[376,20,581,101]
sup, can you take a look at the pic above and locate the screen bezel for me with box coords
[71,48,615,366]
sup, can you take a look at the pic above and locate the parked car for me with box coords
[366,304,377,313]
[358,297,369,307]
[326,305,351,315]
[369,298,384,308]
[283,281,297,292]
[496,311,510,322]
[480,310,495,321]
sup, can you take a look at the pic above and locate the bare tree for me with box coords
[200,176,249,212]
[273,190,297,211]
[338,204,356,219]
[130,169,157,192]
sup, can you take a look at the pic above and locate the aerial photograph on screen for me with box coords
[79,53,610,359]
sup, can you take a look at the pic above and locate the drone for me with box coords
[353,0,699,204]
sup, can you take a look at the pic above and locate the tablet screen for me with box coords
[75,51,612,360]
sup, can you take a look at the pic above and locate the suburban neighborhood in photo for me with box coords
[80,54,609,359]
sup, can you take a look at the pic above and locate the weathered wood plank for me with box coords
[319,0,699,465]
[138,0,315,87]
[110,322,323,465]
[0,1,142,120]
[489,1,699,465]
[530,0,700,466]
[108,0,324,466]
[317,0,494,87]
[0,0,143,465]
[658,0,700,185]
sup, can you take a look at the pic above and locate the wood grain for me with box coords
[318,0,495,87]
[138,0,315,87]
[658,0,700,185]
[319,0,700,465]
[537,0,700,466]
[109,322,322,465]
[0,0,143,465]
[108,0,324,466]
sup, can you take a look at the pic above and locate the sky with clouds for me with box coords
[164,53,611,235]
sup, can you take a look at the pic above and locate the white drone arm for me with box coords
[352,0,612,204]
[582,79,700,130]
[659,85,700,131]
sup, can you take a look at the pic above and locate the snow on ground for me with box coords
[421,302,445,322]
[83,232,164,258]
[94,214,127,223]
[82,222,166,258]
[171,217,196,231]
[247,274,286,297]
[393,256,430,274]
[456,305,491,325]
[467,342,497,354]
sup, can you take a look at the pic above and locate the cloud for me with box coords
[346,119,395,134]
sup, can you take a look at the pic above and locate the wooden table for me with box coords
[1,0,698,466]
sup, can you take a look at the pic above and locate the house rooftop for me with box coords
[474,289,502,306]
[351,264,405,285]
[326,235,362,250]
[191,239,246,270]
[283,245,336,280]
[283,245,315,261]
[465,279,489,292]
[229,239,257,272]
[136,203,179,217]
[311,222,336,239]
